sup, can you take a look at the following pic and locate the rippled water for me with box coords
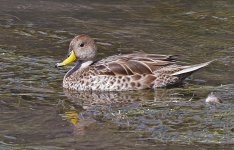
[0,0,233,149]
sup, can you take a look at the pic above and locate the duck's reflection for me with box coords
[60,88,189,135]
[63,88,175,107]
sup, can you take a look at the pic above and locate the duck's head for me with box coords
[56,35,97,67]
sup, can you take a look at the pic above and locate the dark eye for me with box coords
[80,43,84,47]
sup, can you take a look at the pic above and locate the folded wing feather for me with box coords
[94,53,177,75]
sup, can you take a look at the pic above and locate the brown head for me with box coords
[56,35,97,67]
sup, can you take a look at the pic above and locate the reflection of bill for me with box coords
[62,110,96,135]
[64,111,79,125]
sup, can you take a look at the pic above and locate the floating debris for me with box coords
[205,92,223,104]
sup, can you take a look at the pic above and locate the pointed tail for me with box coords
[171,60,213,76]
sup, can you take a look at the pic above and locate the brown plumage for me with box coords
[95,53,176,76]
[55,35,212,91]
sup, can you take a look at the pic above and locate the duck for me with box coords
[56,35,212,91]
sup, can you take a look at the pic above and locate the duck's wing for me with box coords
[93,53,177,75]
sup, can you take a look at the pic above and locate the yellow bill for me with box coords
[56,50,77,67]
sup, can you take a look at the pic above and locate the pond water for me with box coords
[0,0,233,149]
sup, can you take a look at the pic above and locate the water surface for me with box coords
[0,0,233,149]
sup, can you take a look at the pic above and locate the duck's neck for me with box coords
[65,60,93,78]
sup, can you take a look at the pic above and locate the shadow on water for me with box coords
[0,0,234,149]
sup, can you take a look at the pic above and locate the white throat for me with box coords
[80,60,93,69]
